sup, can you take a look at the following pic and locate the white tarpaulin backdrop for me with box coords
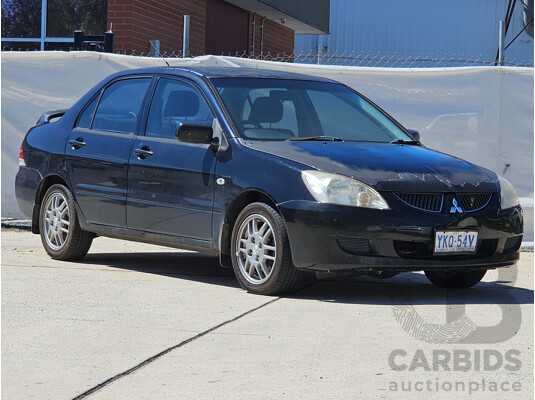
[2,52,533,241]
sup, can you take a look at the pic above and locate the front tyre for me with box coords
[231,202,303,295]
[39,184,93,260]
[424,270,487,288]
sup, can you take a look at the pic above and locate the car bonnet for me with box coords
[245,141,499,193]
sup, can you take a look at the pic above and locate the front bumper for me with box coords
[278,197,523,272]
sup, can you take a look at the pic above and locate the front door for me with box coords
[127,77,216,240]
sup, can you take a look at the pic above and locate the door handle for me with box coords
[133,146,153,159]
[68,138,86,149]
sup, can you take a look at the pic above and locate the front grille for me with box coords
[394,193,443,212]
[337,237,371,255]
[393,239,498,260]
[394,192,493,213]
[457,193,492,212]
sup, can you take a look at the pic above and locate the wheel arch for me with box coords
[32,175,71,234]
[219,189,281,265]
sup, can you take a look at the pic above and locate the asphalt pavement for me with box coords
[2,229,533,399]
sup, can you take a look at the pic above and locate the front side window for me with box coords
[92,78,151,134]
[212,78,410,142]
[145,78,213,139]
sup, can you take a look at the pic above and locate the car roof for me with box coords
[123,65,336,82]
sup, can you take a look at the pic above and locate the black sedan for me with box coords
[15,66,523,295]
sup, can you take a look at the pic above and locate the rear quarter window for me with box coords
[76,95,99,129]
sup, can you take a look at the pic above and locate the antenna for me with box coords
[162,54,170,67]
[149,39,170,67]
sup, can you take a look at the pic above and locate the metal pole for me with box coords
[104,31,114,53]
[260,17,266,59]
[498,20,505,66]
[317,35,322,65]
[183,15,190,58]
[41,0,47,50]
[149,39,160,57]
[74,30,84,50]
[251,13,257,58]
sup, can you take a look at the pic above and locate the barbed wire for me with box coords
[1,46,533,68]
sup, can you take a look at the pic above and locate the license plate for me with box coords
[434,231,478,253]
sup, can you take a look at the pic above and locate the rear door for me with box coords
[65,76,152,227]
[126,76,216,240]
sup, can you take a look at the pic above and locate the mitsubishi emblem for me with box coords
[450,198,463,213]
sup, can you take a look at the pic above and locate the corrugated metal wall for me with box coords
[295,0,534,67]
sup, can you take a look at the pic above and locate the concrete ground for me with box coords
[2,229,533,400]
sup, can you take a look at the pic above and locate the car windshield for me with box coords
[211,78,413,142]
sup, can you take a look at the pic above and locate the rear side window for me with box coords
[92,78,151,134]
[145,78,213,139]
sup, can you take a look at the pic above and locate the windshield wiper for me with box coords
[290,136,344,142]
[389,139,420,145]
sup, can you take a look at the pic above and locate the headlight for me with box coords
[301,170,389,209]
[498,175,520,209]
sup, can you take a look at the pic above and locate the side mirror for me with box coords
[176,122,214,145]
[406,129,420,142]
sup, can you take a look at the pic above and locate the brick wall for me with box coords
[107,0,295,58]
[107,0,207,55]
[248,13,295,58]
[205,0,249,55]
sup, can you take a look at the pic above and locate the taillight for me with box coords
[19,144,26,167]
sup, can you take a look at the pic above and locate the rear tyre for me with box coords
[39,184,93,260]
[231,202,303,295]
[424,269,487,288]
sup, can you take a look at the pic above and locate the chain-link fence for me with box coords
[2,45,533,68]
[295,52,534,68]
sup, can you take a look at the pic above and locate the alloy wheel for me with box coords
[43,192,70,250]
[235,213,277,284]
